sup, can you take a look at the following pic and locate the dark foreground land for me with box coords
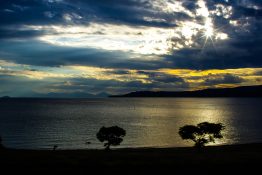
[1,143,262,175]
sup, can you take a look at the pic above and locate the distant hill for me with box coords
[33,92,111,98]
[110,85,262,98]
[0,96,11,99]
[0,92,111,99]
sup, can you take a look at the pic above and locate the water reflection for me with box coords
[0,98,261,149]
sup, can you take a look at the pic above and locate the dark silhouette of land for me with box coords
[0,92,110,99]
[111,85,262,97]
[0,143,261,174]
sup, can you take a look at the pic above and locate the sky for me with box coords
[0,0,262,97]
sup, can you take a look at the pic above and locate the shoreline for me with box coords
[1,143,262,174]
[4,142,261,151]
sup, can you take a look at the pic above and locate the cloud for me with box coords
[0,74,56,97]
[23,24,175,55]
[204,74,244,86]
[0,40,165,70]
[136,71,187,84]
[1,0,262,70]
[1,0,262,96]
[165,43,262,70]
[0,59,261,96]
[0,0,182,28]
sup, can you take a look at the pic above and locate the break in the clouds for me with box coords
[0,0,262,96]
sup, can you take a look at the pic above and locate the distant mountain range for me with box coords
[2,85,262,99]
[110,85,262,98]
[1,92,111,99]
[36,92,111,98]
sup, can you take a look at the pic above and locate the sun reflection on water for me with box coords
[1,98,261,149]
[127,98,239,147]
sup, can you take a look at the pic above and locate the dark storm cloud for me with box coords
[60,0,191,27]
[137,71,186,84]
[165,42,262,70]
[0,40,163,70]
[0,0,67,26]
[44,76,188,95]
[234,6,262,18]
[30,77,151,95]
[203,74,244,86]
[107,70,130,75]
[0,27,46,39]
[0,0,181,30]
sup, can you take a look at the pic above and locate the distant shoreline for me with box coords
[1,85,262,99]
[111,85,262,98]
[0,96,262,102]
[2,142,262,151]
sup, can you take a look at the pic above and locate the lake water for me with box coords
[0,98,262,150]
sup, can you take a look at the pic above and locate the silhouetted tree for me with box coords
[96,126,126,150]
[179,122,225,148]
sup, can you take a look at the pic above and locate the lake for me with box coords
[0,98,262,149]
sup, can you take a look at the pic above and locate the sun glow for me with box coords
[197,0,215,40]
[22,0,230,56]
[204,18,214,38]
[25,24,174,55]
[197,0,218,50]
[197,0,210,17]
[171,0,229,51]
[182,26,194,39]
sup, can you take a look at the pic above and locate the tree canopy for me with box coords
[179,122,225,148]
[96,126,126,150]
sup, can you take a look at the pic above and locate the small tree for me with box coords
[179,122,225,148]
[96,126,126,150]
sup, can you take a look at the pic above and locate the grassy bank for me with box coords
[1,143,262,174]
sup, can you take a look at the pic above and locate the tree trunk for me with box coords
[105,143,111,151]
